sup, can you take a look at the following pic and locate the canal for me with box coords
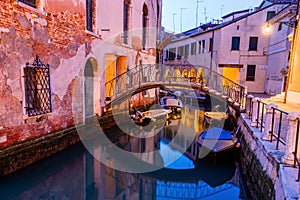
[0,105,252,200]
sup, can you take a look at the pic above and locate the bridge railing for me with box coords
[105,64,247,110]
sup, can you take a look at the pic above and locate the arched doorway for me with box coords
[84,58,97,118]
[188,68,196,82]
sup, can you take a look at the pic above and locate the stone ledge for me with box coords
[275,165,299,200]
[239,114,300,200]
[0,126,80,177]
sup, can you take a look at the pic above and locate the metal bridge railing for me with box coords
[105,64,247,111]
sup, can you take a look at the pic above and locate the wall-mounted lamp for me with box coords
[264,23,272,33]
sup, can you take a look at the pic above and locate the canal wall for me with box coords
[238,114,298,200]
[0,114,118,178]
[0,126,80,177]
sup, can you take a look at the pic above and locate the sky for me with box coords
[162,0,263,33]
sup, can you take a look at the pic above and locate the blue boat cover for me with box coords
[201,127,232,140]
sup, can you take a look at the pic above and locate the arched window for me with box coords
[142,3,148,50]
[123,0,131,44]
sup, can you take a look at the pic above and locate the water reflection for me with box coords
[0,106,251,200]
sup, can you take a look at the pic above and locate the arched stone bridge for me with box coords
[105,64,247,112]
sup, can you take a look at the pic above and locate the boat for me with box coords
[131,109,171,126]
[159,92,183,115]
[197,126,240,159]
[203,111,228,128]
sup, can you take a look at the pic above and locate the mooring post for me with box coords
[246,95,254,119]
[262,104,278,140]
[282,112,300,164]
[250,97,261,127]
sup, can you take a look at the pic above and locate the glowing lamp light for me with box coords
[264,23,272,33]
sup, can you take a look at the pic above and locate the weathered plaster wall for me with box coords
[0,0,94,149]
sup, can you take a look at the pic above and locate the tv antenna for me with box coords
[196,0,204,27]
[203,7,208,23]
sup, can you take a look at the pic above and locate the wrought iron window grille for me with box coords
[24,56,52,117]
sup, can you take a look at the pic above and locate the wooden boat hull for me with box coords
[197,127,239,160]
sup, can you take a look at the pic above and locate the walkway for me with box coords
[250,92,300,113]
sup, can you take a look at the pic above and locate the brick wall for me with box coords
[0,0,94,149]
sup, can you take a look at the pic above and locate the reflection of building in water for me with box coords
[87,145,158,200]
[180,106,205,134]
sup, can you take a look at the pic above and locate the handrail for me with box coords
[247,96,300,181]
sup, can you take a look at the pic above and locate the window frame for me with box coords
[123,0,130,44]
[184,44,189,58]
[191,42,197,55]
[266,11,276,21]
[18,0,36,8]
[86,0,93,32]
[231,36,240,51]
[202,40,206,53]
[249,37,258,51]
[177,46,183,59]
[246,65,256,81]
[23,56,52,117]
[198,41,202,54]
[209,38,213,52]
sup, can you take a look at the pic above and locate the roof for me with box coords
[267,0,297,3]
[168,1,296,44]
[267,4,297,23]
[222,9,250,19]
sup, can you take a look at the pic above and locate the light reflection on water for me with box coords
[0,106,251,200]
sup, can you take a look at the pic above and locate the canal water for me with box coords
[0,106,252,200]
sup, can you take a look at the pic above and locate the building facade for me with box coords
[0,0,162,149]
[163,0,296,94]
[286,0,300,103]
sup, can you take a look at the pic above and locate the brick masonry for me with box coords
[0,0,93,149]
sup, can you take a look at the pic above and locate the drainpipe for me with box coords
[210,30,215,77]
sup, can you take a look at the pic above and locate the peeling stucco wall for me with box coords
[0,0,94,148]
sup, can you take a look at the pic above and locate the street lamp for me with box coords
[263,23,272,33]
[181,8,187,32]
[173,13,177,32]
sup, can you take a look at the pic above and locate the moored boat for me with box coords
[197,126,240,159]
[131,109,171,126]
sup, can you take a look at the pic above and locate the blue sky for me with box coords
[162,0,263,33]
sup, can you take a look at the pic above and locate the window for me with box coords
[142,4,149,50]
[184,44,189,58]
[249,37,258,51]
[123,0,131,44]
[209,38,213,52]
[24,56,52,117]
[202,40,205,53]
[198,41,202,54]
[164,50,169,61]
[231,37,240,50]
[177,46,184,59]
[169,48,176,60]
[266,11,275,21]
[278,22,282,31]
[86,0,94,32]
[191,42,197,55]
[19,0,36,7]
[246,65,256,81]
